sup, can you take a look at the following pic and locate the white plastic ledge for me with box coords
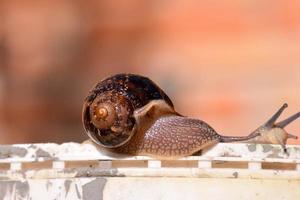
[0,142,300,180]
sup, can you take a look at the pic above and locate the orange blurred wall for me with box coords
[0,0,299,144]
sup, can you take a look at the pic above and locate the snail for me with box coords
[82,74,299,158]
[242,103,299,152]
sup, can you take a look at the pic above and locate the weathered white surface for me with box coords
[1,142,300,163]
[104,177,300,200]
[1,142,300,200]
[1,177,300,200]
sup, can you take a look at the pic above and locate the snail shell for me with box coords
[82,73,174,148]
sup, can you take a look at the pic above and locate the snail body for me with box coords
[82,74,298,158]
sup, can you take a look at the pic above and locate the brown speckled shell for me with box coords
[82,73,174,148]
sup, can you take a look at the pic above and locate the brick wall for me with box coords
[0,0,299,144]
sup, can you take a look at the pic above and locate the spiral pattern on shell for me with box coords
[82,73,174,148]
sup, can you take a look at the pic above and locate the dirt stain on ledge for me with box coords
[247,144,257,152]
[0,181,29,199]
[0,146,28,158]
[83,178,107,200]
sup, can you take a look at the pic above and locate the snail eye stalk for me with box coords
[264,103,288,128]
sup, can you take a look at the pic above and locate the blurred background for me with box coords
[0,0,299,144]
